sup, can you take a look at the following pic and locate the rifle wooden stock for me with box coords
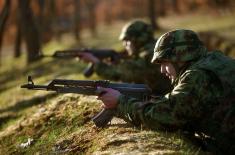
[21,76,151,128]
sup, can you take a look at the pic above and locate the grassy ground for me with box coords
[0,12,235,154]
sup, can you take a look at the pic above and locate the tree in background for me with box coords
[148,0,159,30]
[37,0,55,43]
[19,0,41,63]
[37,0,46,43]
[172,0,180,13]
[73,0,81,41]
[14,0,55,59]
[37,0,45,29]
[0,0,234,64]
[103,0,113,25]
[14,7,22,58]
[85,0,97,37]
[0,0,11,64]
[159,0,166,16]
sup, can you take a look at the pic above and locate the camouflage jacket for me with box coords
[94,40,171,95]
[117,50,235,154]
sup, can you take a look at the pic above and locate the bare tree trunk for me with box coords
[214,0,227,7]
[131,0,140,18]
[159,0,166,16]
[104,1,112,25]
[136,0,145,18]
[48,0,62,41]
[74,0,81,41]
[37,0,45,42]
[14,11,22,58]
[148,0,159,30]
[19,0,41,63]
[47,0,56,22]
[38,0,55,43]
[38,0,45,25]
[0,0,11,65]
[85,0,97,37]
[47,0,56,41]
[172,0,180,13]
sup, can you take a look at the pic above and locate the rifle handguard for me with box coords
[92,108,116,128]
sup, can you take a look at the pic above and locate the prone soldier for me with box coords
[96,29,235,154]
[79,20,171,95]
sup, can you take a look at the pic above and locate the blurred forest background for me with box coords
[0,0,235,64]
[0,0,235,154]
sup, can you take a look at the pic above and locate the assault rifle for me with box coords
[21,76,151,128]
[41,48,128,77]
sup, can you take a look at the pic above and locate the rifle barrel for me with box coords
[21,84,48,90]
[21,77,152,98]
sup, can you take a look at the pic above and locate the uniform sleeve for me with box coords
[94,59,149,83]
[117,69,214,130]
[94,62,121,80]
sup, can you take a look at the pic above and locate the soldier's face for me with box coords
[123,40,136,55]
[160,62,177,80]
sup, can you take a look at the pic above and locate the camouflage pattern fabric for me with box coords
[152,29,206,63]
[94,20,171,95]
[94,39,172,95]
[116,29,235,154]
[119,20,154,46]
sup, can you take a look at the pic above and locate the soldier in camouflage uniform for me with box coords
[97,29,235,154]
[79,20,171,95]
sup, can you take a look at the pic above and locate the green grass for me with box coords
[0,13,234,154]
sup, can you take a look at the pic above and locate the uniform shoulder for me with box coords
[179,68,210,84]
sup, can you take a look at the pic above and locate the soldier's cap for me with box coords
[119,20,153,41]
[151,29,203,63]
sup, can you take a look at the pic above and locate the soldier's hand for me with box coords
[97,87,121,109]
[78,52,100,64]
